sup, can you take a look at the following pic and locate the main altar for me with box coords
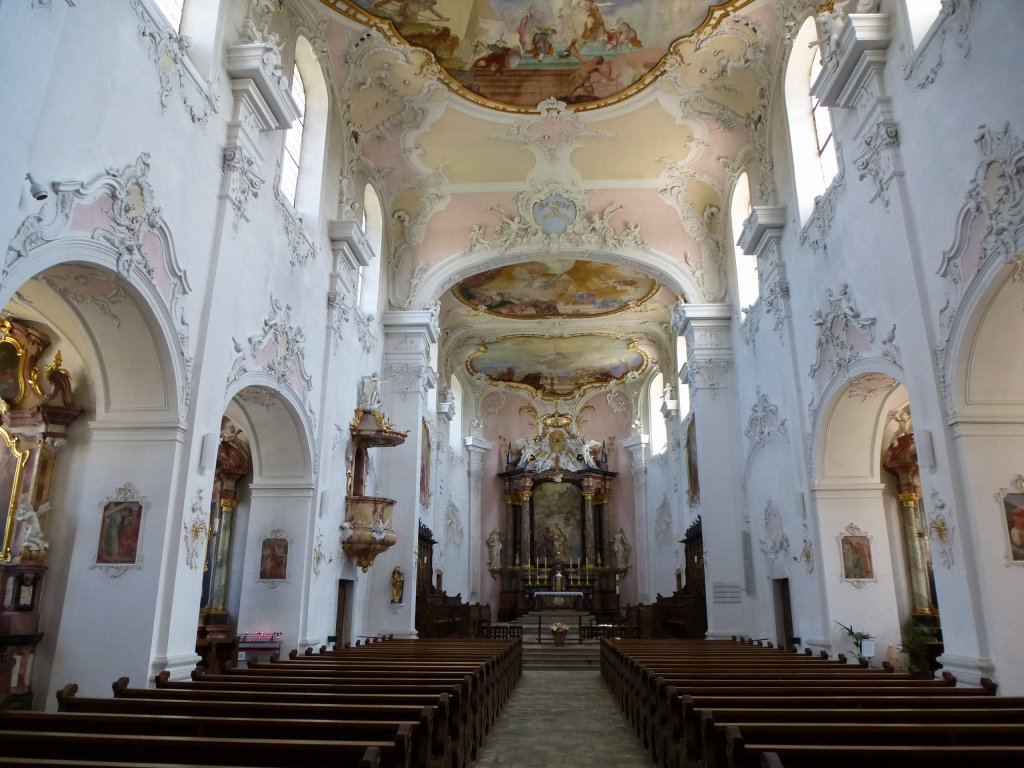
[491,412,622,620]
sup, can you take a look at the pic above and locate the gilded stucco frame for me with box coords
[0,424,29,562]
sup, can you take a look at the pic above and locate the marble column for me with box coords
[898,491,934,615]
[373,310,437,638]
[620,434,649,600]
[676,303,747,638]
[464,436,493,602]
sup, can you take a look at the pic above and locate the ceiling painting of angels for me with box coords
[467,333,648,398]
[454,259,659,318]
[333,0,756,110]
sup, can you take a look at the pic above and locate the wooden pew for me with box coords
[693,704,1024,768]
[704,719,1024,768]
[0,728,409,768]
[162,672,474,763]
[727,729,1024,768]
[1,709,419,768]
[58,685,449,768]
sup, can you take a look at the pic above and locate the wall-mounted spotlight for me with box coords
[25,174,49,201]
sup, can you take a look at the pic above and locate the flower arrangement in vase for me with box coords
[550,622,569,645]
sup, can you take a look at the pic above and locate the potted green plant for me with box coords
[835,620,875,660]
[898,618,936,678]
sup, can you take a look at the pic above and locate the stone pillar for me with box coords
[620,434,650,600]
[464,436,493,603]
[677,304,747,638]
[374,310,437,638]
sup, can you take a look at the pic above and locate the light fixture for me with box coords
[25,174,48,201]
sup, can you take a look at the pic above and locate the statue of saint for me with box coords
[15,499,49,559]
[391,567,404,604]
[359,373,382,411]
[612,527,631,571]
[486,529,503,571]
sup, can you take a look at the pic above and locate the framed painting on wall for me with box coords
[419,417,431,508]
[998,478,1024,563]
[838,523,876,585]
[259,535,288,580]
[93,483,147,576]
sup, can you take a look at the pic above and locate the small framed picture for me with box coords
[259,535,289,580]
[1000,487,1024,563]
[93,483,148,576]
[838,523,876,585]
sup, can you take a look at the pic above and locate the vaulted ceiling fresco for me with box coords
[467,334,648,399]
[453,260,659,318]
[328,0,757,109]
[310,0,789,412]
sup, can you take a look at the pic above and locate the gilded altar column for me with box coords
[464,436,493,603]
[376,310,437,638]
[517,478,533,566]
[581,477,599,565]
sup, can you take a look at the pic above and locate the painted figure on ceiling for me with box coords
[371,0,448,23]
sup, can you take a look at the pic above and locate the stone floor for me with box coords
[471,668,654,768]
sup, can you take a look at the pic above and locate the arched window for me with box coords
[731,171,757,312]
[153,0,183,30]
[785,16,839,223]
[279,37,328,214]
[649,371,667,455]
[447,376,464,450]
[905,0,943,47]
[676,334,691,417]
[358,183,384,314]
[279,65,305,207]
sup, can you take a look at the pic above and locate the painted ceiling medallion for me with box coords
[454,260,658,318]
[325,0,756,111]
[467,333,648,398]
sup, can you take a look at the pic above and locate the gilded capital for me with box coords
[898,492,918,508]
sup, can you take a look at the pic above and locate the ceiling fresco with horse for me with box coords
[453,260,659,318]
[333,0,756,109]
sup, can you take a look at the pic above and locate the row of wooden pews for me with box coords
[601,637,1024,768]
[0,636,521,768]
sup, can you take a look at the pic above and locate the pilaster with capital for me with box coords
[464,436,493,602]
[677,304,749,636]
[620,434,650,600]
[372,310,437,638]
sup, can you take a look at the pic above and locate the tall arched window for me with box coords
[676,334,691,417]
[731,171,758,312]
[649,371,667,455]
[447,376,464,450]
[279,65,305,207]
[905,0,943,47]
[279,37,328,214]
[358,183,384,315]
[785,16,839,223]
[153,0,183,30]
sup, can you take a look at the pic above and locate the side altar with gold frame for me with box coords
[494,412,621,621]
[0,318,82,707]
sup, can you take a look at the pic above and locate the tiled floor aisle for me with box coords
[472,669,655,768]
